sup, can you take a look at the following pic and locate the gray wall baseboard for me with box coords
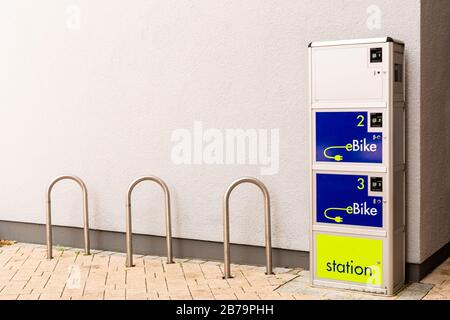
[1,220,447,282]
[0,220,309,269]
[406,241,450,282]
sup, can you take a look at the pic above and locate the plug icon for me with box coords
[324,144,353,162]
[324,205,353,224]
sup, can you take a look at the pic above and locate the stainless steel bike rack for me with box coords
[223,177,273,279]
[125,175,173,267]
[46,175,90,259]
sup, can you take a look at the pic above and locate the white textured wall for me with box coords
[0,1,424,262]
[420,0,450,263]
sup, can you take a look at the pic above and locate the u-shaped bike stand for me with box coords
[222,177,273,279]
[46,175,90,259]
[125,176,173,267]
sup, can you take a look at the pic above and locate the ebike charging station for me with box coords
[309,38,406,295]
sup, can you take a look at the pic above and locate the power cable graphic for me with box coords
[323,143,352,161]
[323,206,353,223]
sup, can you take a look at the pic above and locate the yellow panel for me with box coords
[316,233,383,285]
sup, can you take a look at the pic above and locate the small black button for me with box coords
[370,177,383,192]
[370,48,383,63]
[370,113,383,128]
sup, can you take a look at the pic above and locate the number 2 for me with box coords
[357,115,365,127]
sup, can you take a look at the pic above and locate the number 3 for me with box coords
[357,178,365,190]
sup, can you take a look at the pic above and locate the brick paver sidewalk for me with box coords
[0,242,448,300]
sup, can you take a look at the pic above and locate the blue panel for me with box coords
[316,173,383,227]
[316,111,382,163]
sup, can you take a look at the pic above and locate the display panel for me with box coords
[315,233,383,285]
[315,111,383,163]
[316,173,383,227]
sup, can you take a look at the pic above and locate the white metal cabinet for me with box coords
[309,37,405,295]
